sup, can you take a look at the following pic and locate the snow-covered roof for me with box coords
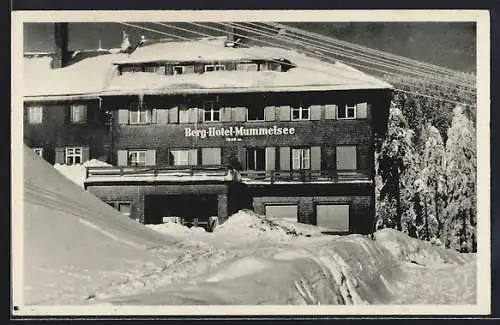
[23,38,392,100]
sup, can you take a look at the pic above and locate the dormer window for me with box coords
[205,64,225,72]
[174,65,195,75]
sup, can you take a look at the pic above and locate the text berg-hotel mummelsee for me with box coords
[184,125,296,139]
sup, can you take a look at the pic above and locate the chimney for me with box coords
[52,23,69,69]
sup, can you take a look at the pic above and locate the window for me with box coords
[128,150,146,166]
[203,102,220,122]
[121,66,143,73]
[316,204,349,231]
[336,146,357,171]
[28,106,43,124]
[173,65,195,75]
[65,147,83,165]
[292,148,310,170]
[70,104,87,123]
[129,108,151,124]
[265,205,298,223]
[201,148,221,165]
[170,149,198,166]
[33,148,43,157]
[236,63,258,71]
[205,64,225,72]
[118,202,131,217]
[247,107,264,121]
[291,106,310,120]
[144,65,165,74]
[246,148,266,171]
[337,104,356,119]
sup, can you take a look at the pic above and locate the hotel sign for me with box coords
[184,126,296,140]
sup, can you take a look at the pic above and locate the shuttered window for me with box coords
[337,104,356,119]
[266,147,276,171]
[246,148,266,171]
[336,146,357,171]
[203,102,220,122]
[128,150,146,166]
[264,106,276,121]
[247,107,264,121]
[63,147,89,165]
[325,104,337,120]
[129,108,151,124]
[179,109,190,123]
[291,106,310,120]
[170,149,198,166]
[28,106,43,124]
[202,148,222,165]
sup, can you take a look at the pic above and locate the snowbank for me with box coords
[23,148,178,305]
[373,228,475,266]
[54,159,111,187]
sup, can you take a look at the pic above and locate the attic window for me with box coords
[174,65,195,75]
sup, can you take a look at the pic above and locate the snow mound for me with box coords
[373,228,475,266]
[23,147,177,305]
[54,159,112,187]
[214,209,294,240]
[146,222,192,234]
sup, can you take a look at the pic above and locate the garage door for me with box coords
[316,204,349,231]
[265,205,298,223]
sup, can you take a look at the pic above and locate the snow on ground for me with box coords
[23,146,476,306]
[54,159,111,187]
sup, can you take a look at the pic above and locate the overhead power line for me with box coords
[118,22,476,108]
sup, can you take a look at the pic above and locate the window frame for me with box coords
[337,104,357,119]
[128,150,147,167]
[33,147,44,157]
[236,62,258,71]
[28,105,43,124]
[202,102,221,122]
[204,64,225,72]
[65,147,83,165]
[128,108,151,125]
[173,65,195,75]
[170,149,192,166]
[246,147,266,171]
[291,147,311,170]
[291,105,310,121]
[246,107,265,122]
[70,104,87,123]
[117,202,132,217]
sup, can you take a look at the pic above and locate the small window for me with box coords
[118,202,131,217]
[292,148,310,170]
[247,108,264,121]
[291,106,310,121]
[246,148,266,171]
[33,148,43,157]
[65,147,83,165]
[203,102,220,122]
[205,64,225,72]
[174,65,195,75]
[336,146,357,171]
[337,104,356,119]
[28,106,43,124]
[144,65,165,74]
[128,150,146,166]
[71,104,87,123]
[129,108,151,124]
[236,63,258,71]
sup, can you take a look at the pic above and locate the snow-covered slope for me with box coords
[23,147,178,305]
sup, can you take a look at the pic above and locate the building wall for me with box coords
[23,99,111,164]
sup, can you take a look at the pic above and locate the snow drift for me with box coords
[54,159,111,187]
[23,147,178,305]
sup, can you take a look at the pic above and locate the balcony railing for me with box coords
[85,166,371,184]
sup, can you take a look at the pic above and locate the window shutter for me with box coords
[146,150,156,166]
[310,146,321,171]
[277,105,291,121]
[310,105,322,121]
[325,104,337,120]
[82,147,90,163]
[118,109,129,125]
[197,107,204,122]
[188,149,198,165]
[234,107,246,122]
[166,65,173,75]
[279,147,290,171]
[202,148,221,165]
[356,102,368,119]
[185,107,196,123]
[265,147,276,171]
[55,148,65,164]
[150,109,157,124]
[264,106,276,121]
[336,146,357,170]
[156,108,169,124]
[169,106,179,124]
[238,147,247,170]
[221,107,232,122]
[117,150,128,166]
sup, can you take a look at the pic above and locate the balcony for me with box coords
[239,170,371,184]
